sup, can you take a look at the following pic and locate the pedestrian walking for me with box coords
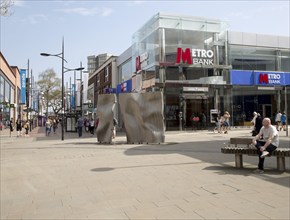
[15,118,22,137]
[222,111,230,134]
[213,114,221,133]
[251,111,257,135]
[76,115,83,137]
[52,119,57,134]
[89,118,95,136]
[280,112,287,131]
[275,111,282,131]
[23,121,29,137]
[9,119,14,137]
[45,118,52,136]
[253,113,263,136]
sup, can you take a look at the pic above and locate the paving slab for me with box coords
[1,126,289,219]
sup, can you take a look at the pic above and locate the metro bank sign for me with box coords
[176,48,214,65]
[259,73,281,85]
[230,70,290,86]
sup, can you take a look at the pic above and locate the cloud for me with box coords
[28,14,48,24]
[133,1,146,5]
[225,12,251,21]
[100,7,113,17]
[56,7,113,17]
[14,0,26,7]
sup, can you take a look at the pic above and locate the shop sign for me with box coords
[117,79,133,94]
[104,88,116,94]
[121,82,127,92]
[183,87,208,92]
[176,47,214,65]
[259,73,281,85]
[136,56,141,72]
[230,70,290,86]
[136,52,149,72]
[20,69,26,104]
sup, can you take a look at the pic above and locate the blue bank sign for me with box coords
[230,70,290,86]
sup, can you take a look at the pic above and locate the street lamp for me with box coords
[285,85,289,137]
[40,37,84,141]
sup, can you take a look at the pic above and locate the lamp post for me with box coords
[40,38,84,140]
[285,85,288,137]
[80,62,83,118]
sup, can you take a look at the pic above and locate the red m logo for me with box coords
[176,48,192,64]
[259,74,269,84]
[136,56,141,72]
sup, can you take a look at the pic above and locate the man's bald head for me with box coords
[262,118,271,127]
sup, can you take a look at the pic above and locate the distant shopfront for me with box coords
[115,13,290,129]
[231,70,290,125]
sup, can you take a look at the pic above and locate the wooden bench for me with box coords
[221,137,290,171]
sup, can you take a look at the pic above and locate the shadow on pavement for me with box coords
[204,165,290,188]
[90,161,203,173]
[122,140,290,188]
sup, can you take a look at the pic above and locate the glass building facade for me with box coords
[0,73,15,124]
[128,13,290,129]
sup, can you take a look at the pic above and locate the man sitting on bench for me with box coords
[252,118,279,174]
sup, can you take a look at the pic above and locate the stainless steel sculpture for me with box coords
[119,92,165,144]
[96,94,116,143]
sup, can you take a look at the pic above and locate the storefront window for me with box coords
[4,81,10,101]
[120,60,132,82]
[281,51,290,72]
[232,87,277,125]
[0,75,4,102]
[230,46,277,71]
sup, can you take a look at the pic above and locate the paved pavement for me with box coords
[0,126,289,220]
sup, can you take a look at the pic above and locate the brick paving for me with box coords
[0,126,289,219]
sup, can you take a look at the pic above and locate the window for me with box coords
[0,75,4,102]
[105,66,109,82]
[4,80,10,102]
[97,74,100,85]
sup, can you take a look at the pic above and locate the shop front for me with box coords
[131,13,230,130]
[128,13,289,130]
[231,70,290,126]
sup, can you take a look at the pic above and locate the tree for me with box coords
[0,0,14,16]
[37,69,62,116]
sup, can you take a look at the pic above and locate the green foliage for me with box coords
[37,69,62,115]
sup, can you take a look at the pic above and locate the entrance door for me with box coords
[185,97,208,127]
[262,104,272,118]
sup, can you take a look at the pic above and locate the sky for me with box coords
[1,0,289,84]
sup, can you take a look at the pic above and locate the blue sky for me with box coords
[1,0,289,84]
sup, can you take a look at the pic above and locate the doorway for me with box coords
[262,104,272,118]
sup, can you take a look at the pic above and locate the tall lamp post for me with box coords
[285,85,288,137]
[40,38,84,140]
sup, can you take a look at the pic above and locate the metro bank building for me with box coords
[115,13,290,129]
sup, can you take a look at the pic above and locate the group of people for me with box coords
[8,118,30,137]
[76,116,99,137]
[75,116,118,139]
[213,111,231,134]
[45,118,59,136]
[274,111,287,131]
[252,111,287,136]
